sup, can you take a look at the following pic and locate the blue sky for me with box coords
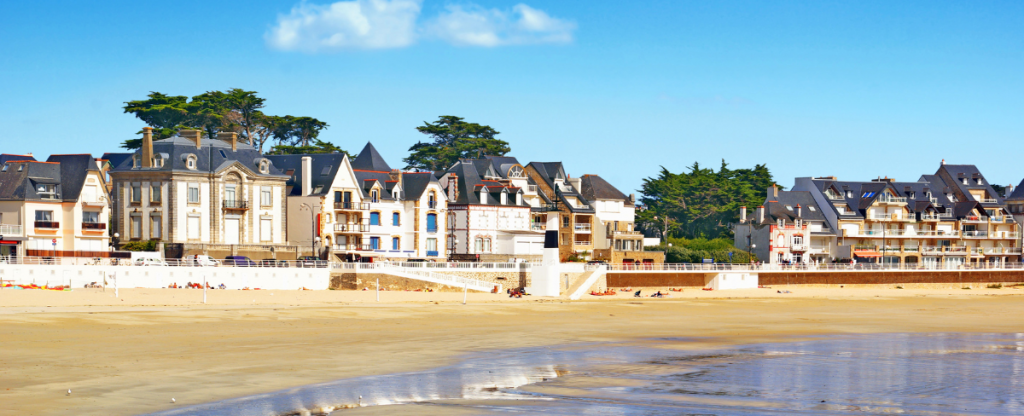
[1,0,1022,194]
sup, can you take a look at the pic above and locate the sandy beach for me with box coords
[3,287,1024,415]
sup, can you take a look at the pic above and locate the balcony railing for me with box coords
[426,226,438,233]
[962,216,986,223]
[810,245,830,253]
[790,244,807,252]
[333,244,375,251]
[920,214,954,221]
[334,202,370,210]
[222,200,248,209]
[82,222,106,230]
[574,223,591,232]
[531,224,546,231]
[980,198,1000,204]
[574,240,592,246]
[0,224,23,235]
[963,231,986,238]
[426,250,439,257]
[34,221,59,229]
[427,201,437,209]
[610,230,643,236]
[877,197,907,204]
[991,232,1020,239]
[990,216,1015,223]
[334,223,369,232]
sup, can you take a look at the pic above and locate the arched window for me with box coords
[508,166,525,178]
[426,213,437,232]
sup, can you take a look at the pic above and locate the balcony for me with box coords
[333,244,374,251]
[427,201,438,209]
[426,226,438,233]
[574,240,592,247]
[334,223,369,233]
[222,200,248,210]
[81,199,106,208]
[876,197,907,205]
[990,216,1015,223]
[531,224,546,231]
[610,229,643,236]
[980,198,1000,204]
[810,245,830,254]
[962,216,986,223]
[790,244,807,252]
[34,221,59,229]
[990,232,1020,239]
[963,231,986,238]
[426,250,439,257]
[0,224,23,235]
[82,222,106,230]
[574,223,591,233]
[911,230,959,238]
[334,202,369,210]
[920,214,954,221]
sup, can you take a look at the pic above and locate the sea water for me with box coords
[149,333,1024,415]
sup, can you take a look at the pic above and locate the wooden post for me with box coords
[376,278,379,302]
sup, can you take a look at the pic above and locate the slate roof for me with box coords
[526,161,594,213]
[0,154,100,202]
[109,134,286,178]
[265,153,348,196]
[935,164,1004,205]
[1007,179,1024,201]
[579,174,631,203]
[0,154,36,164]
[350,142,392,172]
[754,191,830,228]
[446,159,525,206]
[100,153,133,170]
[483,155,522,179]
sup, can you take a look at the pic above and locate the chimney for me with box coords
[217,131,238,152]
[757,205,765,223]
[1007,185,1014,198]
[796,204,802,218]
[389,169,402,187]
[141,127,153,168]
[629,193,636,205]
[767,184,778,199]
[740,206,747,223]
[180,129,202,149]
[447,174,458,201]
[941,159,946,165]
[301,156,312,196]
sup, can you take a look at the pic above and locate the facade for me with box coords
[108,129,293,259]
[0,153,111,259]
[578,174,664,264]
[733,185,836,265]
[791,161,1020,267]
[525,162,599,261]
[441,157,544,261]
[275,143,448,261]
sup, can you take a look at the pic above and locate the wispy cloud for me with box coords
[265,0,421,52]
[425,4,576,47]
[265,1,575,52]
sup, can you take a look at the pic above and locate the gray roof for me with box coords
[0,154,99,202]
[351,142,392,172]
[579,174,631,203]
[1007,178,1024,201]
[100,153,133,170]
[755,191,830,226]
[110,135,286,178]
[526,161,594,213]
[446,159,525,206]
[935,164,1004,205]
[0,154,36,164]
[265,153,348,197]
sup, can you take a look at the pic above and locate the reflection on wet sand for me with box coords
[150,333,1024,415]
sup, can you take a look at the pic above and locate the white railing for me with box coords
[601,262,1024,272]
[981,198,1000,204]
[574,223,591,232]
[790,244,807,251]
[531,224,546,231]
[332,261,535,271]
[0,256,329,268]
[877,197,907,203]
[963,231,986,238]
[0,224,23,235]
[991,232,1020,239]
[574,241,591,247]
[910,230,960,237]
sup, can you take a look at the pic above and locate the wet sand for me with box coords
[2,287,1024,415]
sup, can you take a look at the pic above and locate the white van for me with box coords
[184,255,220,267]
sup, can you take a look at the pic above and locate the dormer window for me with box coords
[845,191,852,198]
[509,166,525,178]
[258,159,270,174]
[1,164,7,172]
[152,158,164,168]
[184,154,198,170]
[785,205,792,211]
[976,178,983,185]
[962,177,968,185]
[37,184,57,199]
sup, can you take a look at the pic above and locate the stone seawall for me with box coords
[606,273,710,288]
[606,270,1024,290]
[330,270,587,293]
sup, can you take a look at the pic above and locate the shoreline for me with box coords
[2,289,1024,415]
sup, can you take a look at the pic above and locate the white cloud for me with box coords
[265,0,422,52]
[265,1,574,52]
[426,3,576,47]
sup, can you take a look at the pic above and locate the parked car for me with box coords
[587,260,608,265]
[224,256,258,267]
[134,258,168,267]
[184,255,220,267]
[297,256,326,268]
[258,259,288,268]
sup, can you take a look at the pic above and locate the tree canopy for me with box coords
[121,89,329,153]
[403,116,510,171]
[636,160,779,239]
[266,138,351,157]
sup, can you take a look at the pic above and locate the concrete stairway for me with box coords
[376,266,498,293]
[566,266,607,300]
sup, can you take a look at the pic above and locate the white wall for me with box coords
[0,265,329,290]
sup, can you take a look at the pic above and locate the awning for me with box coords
[854,252,882,258]
[0,240,20,245]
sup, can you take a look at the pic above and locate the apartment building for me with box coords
[108,128,293,259]
[0,153,111,259]
[579,174,664,264]
[733,186,836,265]
[441,156,543,261]
[792,161,1020,267]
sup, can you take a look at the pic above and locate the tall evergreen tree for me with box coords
[404,116,510,171]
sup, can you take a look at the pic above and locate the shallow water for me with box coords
[149,333,1024,415]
